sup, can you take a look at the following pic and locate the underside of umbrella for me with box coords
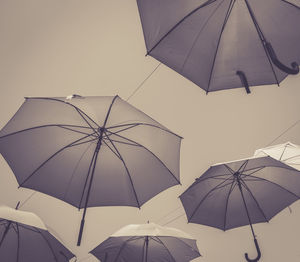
[137,0,300,93]
[90,223,201,262]
[0,206,75,262]
[180,156,300,261]
[0,95,182,245]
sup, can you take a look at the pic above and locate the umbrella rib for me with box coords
[104,138,140,147]
[279,144,289,160]
[103,131,141,207]
[112,236,144,262]
[181,0,227,73]
[105,130,181,185]
[141,236,146,262]
[146,0,217,55]
[237,160,249,174]
[63,141,96,201]
[36,229,59,262]
[242,166,266,177]
[17,224,40,233]
[243,0,280,85]
[153,236,177,262]
[106,123,140,134]
[16,223,20,262]
[223,180,237,230]
[57,125,95,136]
[206,0,236,93]
[281,0,300,9]
[281,154,300,162]
[0,124,93,139]
[74,108,99,134]
[0,221,12,248]
[18,132,97,188]
[239,179,269,222]
[185,172,232,192]
[224,164,235,174]
[27,97,101,129]
[103,95,118,128]
[107,123,182,139]
[188,177,235,222]
[102,139,122,160]
[68,137,98,148]
[245,174,300,199]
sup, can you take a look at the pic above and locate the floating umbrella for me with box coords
[254,141,300,170]
[179,156,300,261]
[0,204,75,262]
[0,95,182,245]
[137,0,300,93]
[90,222,201,262]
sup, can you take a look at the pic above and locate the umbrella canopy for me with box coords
[137,0,300,93]
[0,95,182,245]
[0,205,75,262]
[90,222,201,262]
[254,141,300,170]
[179,156,300,261]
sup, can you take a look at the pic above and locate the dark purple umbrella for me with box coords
[0,204,75,262]
[179,156,300,262]
[0,95,182,246]
[137,0,300,93]
[90,222,201,262]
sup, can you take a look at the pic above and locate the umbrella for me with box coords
[179,156,300,261]
[254,141,300,170]
[136,0,300,93]
[0,204,75,262]
[89,222,201,262]
[0,95,182,246]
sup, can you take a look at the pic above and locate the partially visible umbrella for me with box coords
[90,222,201,262]
[137,0,300,93]
[254,141,300,170]
[0,204,75,262]
[179,156,300,261]
[0,95,182,245]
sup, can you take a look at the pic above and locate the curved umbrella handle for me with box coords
[245,238,261,262]
[265,42,299,75]
[236,71,251,94]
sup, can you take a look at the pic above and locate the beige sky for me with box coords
[0,1,300,261]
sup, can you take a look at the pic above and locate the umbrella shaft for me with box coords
[77,135,103,246]
[237,179,256,239]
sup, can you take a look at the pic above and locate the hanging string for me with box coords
[161,213,186,226]
[155,206,182,224]
[266,118,300,147]
[126,63,161,101]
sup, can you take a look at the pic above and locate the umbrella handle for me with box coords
[236,71,251,94]
[265,42,299,75]
[245,238,261,262]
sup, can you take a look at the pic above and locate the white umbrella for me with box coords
[0,205,75,262]
[254,142,300,170]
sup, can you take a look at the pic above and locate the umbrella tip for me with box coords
[66,94,83,100]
